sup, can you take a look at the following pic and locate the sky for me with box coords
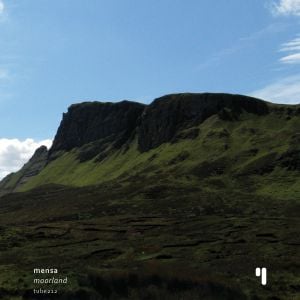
[0,0,300,179]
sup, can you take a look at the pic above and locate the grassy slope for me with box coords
[20,110,300,200]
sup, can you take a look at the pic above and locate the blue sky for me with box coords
[0,0,300,178]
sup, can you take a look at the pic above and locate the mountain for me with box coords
[1,93,299,199]
[0,93,299,299]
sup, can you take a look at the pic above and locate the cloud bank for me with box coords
[272,0,300,16]
[0,138,52,180]
[251,75,300,104]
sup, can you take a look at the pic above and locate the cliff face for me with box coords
[50,100,146,155]
[17,145,49,186]
[137,93,269,152]
[49,93,270,154]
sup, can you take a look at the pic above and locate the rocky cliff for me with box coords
[49,100,146,159]
[49,93,270,154]
[137,93,269,151]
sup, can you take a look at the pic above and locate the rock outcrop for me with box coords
[137,93,269,152]
[50,101,146,155]
[49,93,269,155]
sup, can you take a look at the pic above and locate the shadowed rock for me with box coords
[49,100,146,157]
[137,93,269,152]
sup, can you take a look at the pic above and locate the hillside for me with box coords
[0,93,299,299]
[1,93,300,199]
[0,145,48,196]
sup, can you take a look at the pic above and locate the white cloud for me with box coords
[272,0,300,16]
[280,36,300,51]
[0,1,4,15]
[278,35,300,64]
[0,138,52,180]
[280,52,300,63]
[251,75,300,104]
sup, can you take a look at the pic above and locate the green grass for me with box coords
[15,111,300,202]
